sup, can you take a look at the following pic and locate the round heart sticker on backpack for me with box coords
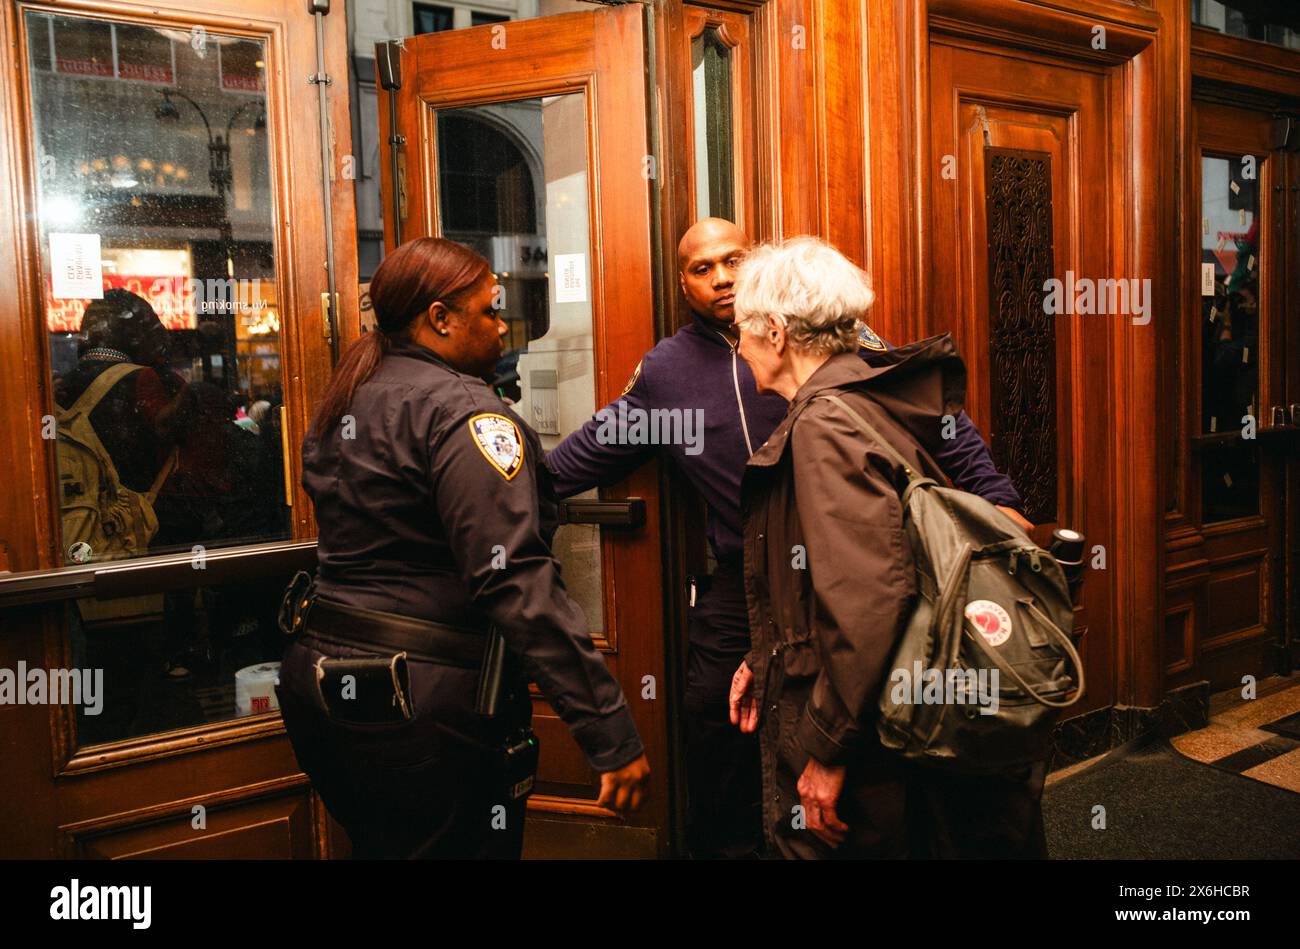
[965,599,1012,647]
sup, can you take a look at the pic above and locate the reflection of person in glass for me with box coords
[276,237,649,858]
[1203,230,1260,518]
[1217,233,1260,417]
[54,289,183,562]
[154,383,286,678]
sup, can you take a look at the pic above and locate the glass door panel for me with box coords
[380,5,666,848]
[1198,151,1263,521]
[24,11,294,744]
[435,94,604,634]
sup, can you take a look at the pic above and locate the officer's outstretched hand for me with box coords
[597,754,650,817]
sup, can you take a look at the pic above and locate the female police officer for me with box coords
[276,237,649,858]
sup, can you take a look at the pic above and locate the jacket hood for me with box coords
[748,333,968,468]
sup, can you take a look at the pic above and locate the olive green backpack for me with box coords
[56,362,175,622]
[819,394,1084,774]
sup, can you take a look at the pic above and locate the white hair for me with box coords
[733,237,875,355]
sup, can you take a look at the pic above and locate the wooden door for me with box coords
[1179,98,1294,689]
[376,4,669,857]
[927,40,1119,715]
[0,0,356,857]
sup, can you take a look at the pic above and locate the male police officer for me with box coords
[545,219,1026,858]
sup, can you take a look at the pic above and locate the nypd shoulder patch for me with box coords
[468,413,524,480]
[855,320,887,352]
[620,360,643,398]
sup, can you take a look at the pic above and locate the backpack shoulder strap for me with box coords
[146,448,178,504]
[56,364,147,503]
[64,363,144,418]
[817,393,933,495]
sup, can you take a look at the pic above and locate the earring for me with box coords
[436,328,449,336]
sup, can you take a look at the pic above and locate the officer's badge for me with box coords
[620,360,642,398]
[855,320,887,352]
[469,413,524,480]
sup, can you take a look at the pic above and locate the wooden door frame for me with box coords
[1166,27,1300,686]
[0,0,356,857]
[923,49,1116,712]
[868,0,1167,710]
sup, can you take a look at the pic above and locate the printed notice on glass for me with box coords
[1201,262,1216,297]
[50,233,103,300]
[554,253,587,304]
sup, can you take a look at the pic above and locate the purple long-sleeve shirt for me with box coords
[546,315,1022,565]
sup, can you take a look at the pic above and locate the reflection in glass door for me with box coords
[1189,96,1294,689]
[435,94,604,634]
[24,11,294,743]
[1199,151,1263,521]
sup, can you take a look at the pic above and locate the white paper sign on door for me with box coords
[50,233,104,300]
[554,253,587,304]
[1201,262,1216,297]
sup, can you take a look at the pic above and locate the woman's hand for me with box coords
[597,754,650,816]
[797,758,849,848]
[729,661,759,733]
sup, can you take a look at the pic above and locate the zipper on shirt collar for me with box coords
[714,328,756,456]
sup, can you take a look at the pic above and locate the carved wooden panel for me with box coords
[984,147,1058,524]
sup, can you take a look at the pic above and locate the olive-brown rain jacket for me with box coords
[741,334,964,858]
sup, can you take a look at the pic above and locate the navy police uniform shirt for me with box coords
[301,336,644,772]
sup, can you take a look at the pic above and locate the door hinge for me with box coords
[975,105,992,148]
[396,152,408,222]
[321,291,339,346]
[377,39,406,243]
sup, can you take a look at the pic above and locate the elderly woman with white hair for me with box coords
[726,237,971,859]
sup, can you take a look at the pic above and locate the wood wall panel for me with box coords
[71,788,316,859]
[814,0,867,267]
[1163,600,1194,676]
[769,0,819,237]
[863,0,921,339]
[1203,559,1264,644]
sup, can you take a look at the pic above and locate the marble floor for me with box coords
[1170,677,1300,794]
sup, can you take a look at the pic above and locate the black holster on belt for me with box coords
[278,570,317,639]
[279,571,511,718]
[475,628,508,717]
[278,572,536,797]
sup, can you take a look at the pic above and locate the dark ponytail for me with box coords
[308,238,490,439]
